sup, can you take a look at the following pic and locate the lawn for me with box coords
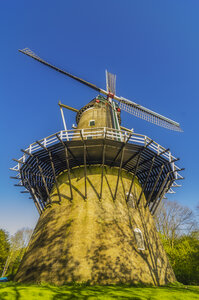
[0,282,199,299]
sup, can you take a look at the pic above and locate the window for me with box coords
[87,136,92,140]
[89,120,95,126]
[134,228,145,250]
[126,193,135,208]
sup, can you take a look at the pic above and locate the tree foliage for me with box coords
[2,227,33,278]
[155,200,196,247]
[161,231,199,285]
[155,200,199,285]
[0,229,10,276]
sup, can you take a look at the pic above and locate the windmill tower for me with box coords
[11,48,184,285]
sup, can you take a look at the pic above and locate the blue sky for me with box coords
[0,0,199,234]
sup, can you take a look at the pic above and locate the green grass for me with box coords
[0,282,199,299]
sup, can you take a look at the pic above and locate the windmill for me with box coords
[11,48,184,285]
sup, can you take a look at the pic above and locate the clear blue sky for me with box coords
[1,0,199,234]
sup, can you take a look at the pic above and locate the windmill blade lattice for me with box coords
[106,70,116,94]
[19,48,182,132]
[19,48,101,93]
[117,97,182,132]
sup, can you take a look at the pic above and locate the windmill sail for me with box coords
[19,48,182,132]
[116,97,182,132]
[106,70,116,94]
[19,48,101,93]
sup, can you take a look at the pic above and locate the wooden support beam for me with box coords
[175,177,185,181]
[110,134,132,167]
[56,134,80,167]
[150,171,170,213]
[56,134,73,199]
[174,168,185,172]
[122,150,140,168]
[114,146,125,200]
[136,148,170,170]
[100,144,106,199]
[20,149,55,177]
[35,140,64,165]
[25,170,46,209]
[36,159,52,204]
[80,131,87,199]
[48,151,62,203]
[158,148,170,156]
[21,148,53,204]
[25,177,42,214]
[151,177,171,215]
[120,126,133,133]
[21,150,51,180]
[83,144,87,199]
[152,177,175,215]
[13,158,25,164]
[127,140,154,173]
[58,101,79,113]
[22,170,41,209]
[35,142,62,203]
[21,149,34,157]
[126,140,154,203]
[137,156,156,207]
[145,164,165,207]
[31,178,46,209]
[127,151,142,203]
[138,157,179,178]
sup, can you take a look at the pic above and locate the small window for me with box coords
[134,228,145,250]
[87,136,92,140]
[126,193,135,208]
[89,120,95,126]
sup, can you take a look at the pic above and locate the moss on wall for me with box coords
[15,166,175,285]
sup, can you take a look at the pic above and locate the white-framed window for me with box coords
[134,228,145,250]
[126,192,135,208]
[87,136,92,140]
[89,120,95,126]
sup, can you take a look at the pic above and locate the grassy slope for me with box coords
[0,283,199,300]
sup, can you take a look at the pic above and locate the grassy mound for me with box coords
[0,282,199,299]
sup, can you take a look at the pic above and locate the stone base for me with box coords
[15,166,175,285]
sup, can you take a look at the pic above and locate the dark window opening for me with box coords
[89,120,95,126]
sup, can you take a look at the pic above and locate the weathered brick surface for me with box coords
[15,166,175,285]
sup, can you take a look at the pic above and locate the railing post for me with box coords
[169,151,172,162]
[66,129,69,142]
[157,144,160,155]
[60,130,63,140]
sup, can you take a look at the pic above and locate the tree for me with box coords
[0,229,10,277]
[162,231,199,285]
[3,228,33,278]
[154,200,199,285]
[154,200,196,248]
